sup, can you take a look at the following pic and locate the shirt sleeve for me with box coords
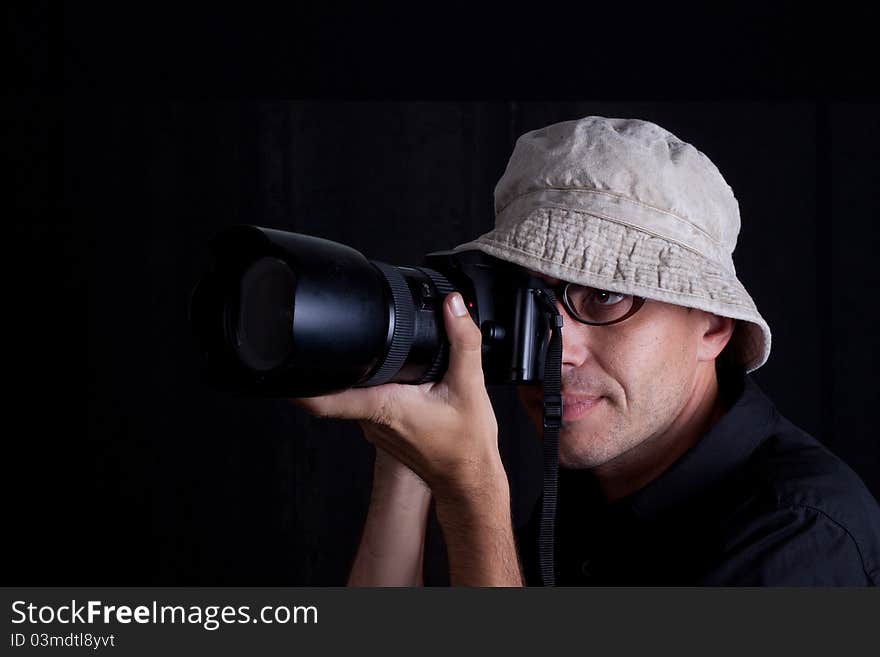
[701,504,875,586]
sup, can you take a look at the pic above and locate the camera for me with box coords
[188,225,560,397]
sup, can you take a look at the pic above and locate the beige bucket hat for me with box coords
[454,116,771,372]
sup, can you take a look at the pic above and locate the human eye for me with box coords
[565,285,635,324]
[591,289,627,306]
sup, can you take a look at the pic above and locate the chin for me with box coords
[557,423,625,469]
[558,435,601,469]
[557,450,586,469]
[559,451,606,470]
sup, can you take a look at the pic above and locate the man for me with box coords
[293,116,880,585]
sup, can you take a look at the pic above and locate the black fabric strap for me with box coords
[533,289,563,587]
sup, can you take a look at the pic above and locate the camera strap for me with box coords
[533,289,563,587]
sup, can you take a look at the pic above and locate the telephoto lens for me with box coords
[189,225,460,397]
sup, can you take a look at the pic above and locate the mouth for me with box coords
[527,389,605,422]
[561,395,604,422]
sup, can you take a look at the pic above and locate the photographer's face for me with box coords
[517,273,721,470]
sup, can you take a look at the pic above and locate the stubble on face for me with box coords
[518,303,699,471]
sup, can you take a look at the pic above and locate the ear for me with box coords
[697,313,735,362]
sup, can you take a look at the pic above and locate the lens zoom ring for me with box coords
[361,261,416,386]
[414,267,455,384]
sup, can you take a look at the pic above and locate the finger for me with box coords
[442,292,486,395]
[290,385,400,426]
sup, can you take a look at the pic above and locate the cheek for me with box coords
[601,320,695,411]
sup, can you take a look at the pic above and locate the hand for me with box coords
[290,292,503,499]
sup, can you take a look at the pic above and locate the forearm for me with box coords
[434,466,523,587]
[347,451,432,586]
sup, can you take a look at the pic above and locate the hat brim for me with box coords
[454,206,771,372]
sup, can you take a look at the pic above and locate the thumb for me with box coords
[442,292,486,394]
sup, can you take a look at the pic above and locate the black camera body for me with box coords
[189,225,556,397]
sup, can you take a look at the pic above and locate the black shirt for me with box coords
[515,374,880,585]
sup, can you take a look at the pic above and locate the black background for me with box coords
[5,3,879,585]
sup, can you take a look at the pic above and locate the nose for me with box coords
[553,297,591,372]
